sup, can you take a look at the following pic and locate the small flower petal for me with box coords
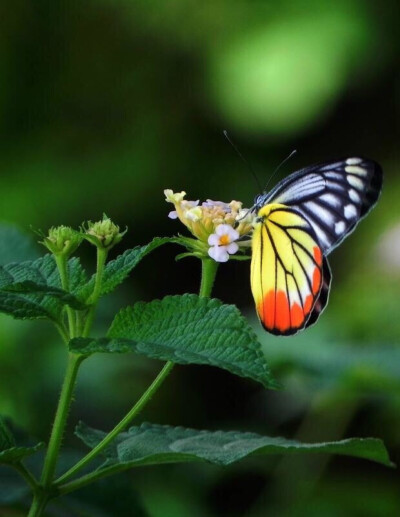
[215,224,232,237]
[208,245,229,262]
[185,206,202,221]
[168,211,178,219]
[208,234,220,246]
[202,199,231,212]
[236,208,254,223]
[229,200,242,212]
[226,242,239,254]
[164,189,186,203]
[215,224,239,241]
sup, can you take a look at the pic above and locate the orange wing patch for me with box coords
[251,204,324,335]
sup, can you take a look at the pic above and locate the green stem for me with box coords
[54,255,75,338]
[40,353,84,489]
[55,360,174,486]
[57,464,128,497]
[54,321,69,344]
[82,248,108,337]
[55,256,218,493]
[28,492,48,517]
[199,258,218,298]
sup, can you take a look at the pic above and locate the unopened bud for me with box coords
[84,215,126,250]
[40,226,82,257]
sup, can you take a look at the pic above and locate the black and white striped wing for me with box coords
[259,157,382,254]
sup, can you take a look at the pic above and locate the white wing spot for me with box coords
[345,165,367,176]
[347,175,364,189]
[344,204,357,219]
[304,201,331,222]
[346,158,362,165]
[349,189,360,203]
[320,193,340,208]
[335,221,346,234]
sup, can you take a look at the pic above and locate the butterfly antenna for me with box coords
[263,149,297,192]
[223,130,263,192]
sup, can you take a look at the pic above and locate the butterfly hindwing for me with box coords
[251,204,325,335]
[305,256,331,329]
[256,157,382,254]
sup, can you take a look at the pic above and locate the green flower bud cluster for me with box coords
[83,215,126,250]
[39,216,126,258]
[40,226,82,257]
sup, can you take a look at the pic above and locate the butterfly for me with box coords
[250,157,383,336]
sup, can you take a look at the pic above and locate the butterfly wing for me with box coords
[251,204,326,335]
[257,157,382,254]
[305,256,331,329]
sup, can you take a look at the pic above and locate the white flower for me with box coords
[207,224,240,262]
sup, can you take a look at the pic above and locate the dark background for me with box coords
[0,1,399,515]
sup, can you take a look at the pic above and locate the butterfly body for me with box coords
[250,157,382,335]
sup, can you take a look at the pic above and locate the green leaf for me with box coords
[0,255,86,320]
[69,294,277,389]
[0,417,44,464]
[0,417,15,451]
[0,443,44,464]
[0,224,39,266]
[0,291,58,320]
[77,237,171,300]
[76,422,394,470]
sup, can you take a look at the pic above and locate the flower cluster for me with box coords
[39,216,126,258]
[40,226,83,257]
[84,215,126,250]
[164,190,254,262]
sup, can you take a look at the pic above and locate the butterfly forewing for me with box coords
[258,158,382,254]
[251,204,324,335]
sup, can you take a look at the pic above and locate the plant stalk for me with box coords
[55,360,174,485]
[82,247,108,337]
[55,256,218,492]
[27,492,49,517]
[199,258,218,298]
[54,254,76,338]
[40,353,84,489]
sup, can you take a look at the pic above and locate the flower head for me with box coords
[84,215,126,250]
[40,226,82,257]
[164,189,255,262]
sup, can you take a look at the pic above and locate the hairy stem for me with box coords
[55,360,174,485]
[40,353,84,489]
[27,492,49,517]
[56,258,218,493]
[199,258,218,298]
[54,255,75,338]
[82,247,108,337]
[55,256,218,493]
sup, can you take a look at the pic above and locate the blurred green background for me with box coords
[0,0,399,515]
